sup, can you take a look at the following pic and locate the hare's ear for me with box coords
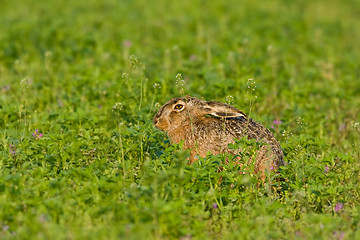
[203,102,247,119]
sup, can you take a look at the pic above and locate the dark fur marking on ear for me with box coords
[235,115,247,122]
[207,101,219,107]
[215,112,237,117]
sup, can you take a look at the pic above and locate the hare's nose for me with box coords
[153,118,159,125]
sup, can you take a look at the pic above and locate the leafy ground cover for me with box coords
[0,0,359,239]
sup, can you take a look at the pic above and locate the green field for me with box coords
[1,0,360,239]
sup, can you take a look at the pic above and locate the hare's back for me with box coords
[225,117,284,164]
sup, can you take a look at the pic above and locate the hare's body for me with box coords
[153,96,285,175]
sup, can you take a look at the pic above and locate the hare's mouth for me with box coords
[153,118,170,131]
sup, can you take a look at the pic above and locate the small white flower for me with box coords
[45,51,52,58]
[20,78,29,89]
[153,83,161,89]
[351,121,360,132]
[225,95,234,105]
[121,73,129,80]
[175,73,185,85]
[175,73,186,94]
[129,55,138,67]
[112,102,123,111]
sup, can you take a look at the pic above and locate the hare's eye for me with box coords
[174,104,183,110]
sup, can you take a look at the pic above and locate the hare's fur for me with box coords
[153,96,285,176]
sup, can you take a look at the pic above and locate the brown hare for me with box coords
[153,96,285,178]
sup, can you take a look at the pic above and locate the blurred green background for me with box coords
[0,0,359,239]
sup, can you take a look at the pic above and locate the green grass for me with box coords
[1,0,360,239]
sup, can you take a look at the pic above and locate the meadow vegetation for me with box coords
[0,0,359,239]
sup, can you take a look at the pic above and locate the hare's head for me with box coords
[153,97,193,132]
[153,96,247,133]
